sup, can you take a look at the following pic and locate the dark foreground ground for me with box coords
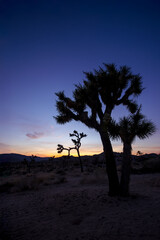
[0,170,160,240]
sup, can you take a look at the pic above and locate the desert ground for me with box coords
[0,160,160,240]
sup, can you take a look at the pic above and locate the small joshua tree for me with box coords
[136,150,143,156]
[57,130,87,172]
[48,156,55,163]
[57,144,74,157]
[30,155,37,163]
[23,155,37,173]
[70,130,87,172]
[23,158,29,172]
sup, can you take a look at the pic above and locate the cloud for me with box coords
[0,143,11,152]
[0,142,10,148]
[26,132,44,139]
[0,142,18,154]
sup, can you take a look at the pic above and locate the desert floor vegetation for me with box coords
[0,154,160,194]
[0,170,68,193]
[0,166,160,240]
[0,155,160,240]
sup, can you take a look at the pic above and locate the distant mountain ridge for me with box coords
[0,152,158,163]
[0,153,49,163]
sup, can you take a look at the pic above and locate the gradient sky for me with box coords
[0,0,160,157]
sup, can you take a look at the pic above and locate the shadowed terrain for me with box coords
[0,154,160,240]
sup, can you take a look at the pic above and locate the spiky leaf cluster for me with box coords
[108,108,156,144]
[57,144,64,153]
[55,63,144,131]
[69,130,87,149]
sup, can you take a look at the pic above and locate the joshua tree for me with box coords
[69,130,87,172]
[55,63,143,196]
[30,155,37,163]
[23,158,29,172]
[48,156,55,162]
[48,155,55,160]
[136,150,143,156]
[108,107,156,196]
[57,144,73,157]
[23,156,36,173]
[57,130,87,172]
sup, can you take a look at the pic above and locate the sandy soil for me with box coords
[0,171,160,240]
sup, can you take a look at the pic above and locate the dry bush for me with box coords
[0,172,56,193]
[35,172,55,184]
[56,169,66,175]
[143,158,160,172]
[11,176,39,192]
[0,171,68,193]
[80,168,108,185]
[149,176,160,188]
[0,181,14,192]
[54,175,67,184]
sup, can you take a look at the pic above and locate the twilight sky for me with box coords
[0,0,160,157]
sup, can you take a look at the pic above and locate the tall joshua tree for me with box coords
[55,63,143,196]
[108,107,156,196]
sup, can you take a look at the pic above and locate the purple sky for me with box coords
[0,0,160,157]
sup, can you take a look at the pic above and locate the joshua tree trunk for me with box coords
[120,142,132,196]
[77,148,84,173]
[100,130,120,196]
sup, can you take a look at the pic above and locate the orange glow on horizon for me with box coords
[0,145,159,158]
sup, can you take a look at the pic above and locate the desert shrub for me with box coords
[143,158,160,173]
[0,177,31,193]
[0,172,56,193]
[92,157,99,166]
[152,177,160,187]
[56,170,66,175]
[131,157,160,174]
[80,168,107,185]
[73,162,79,167]
[9,176,40,192]
[0,181,14,192]
[146,175,160,188]
[54,175,66,184]
[131,161,143,173]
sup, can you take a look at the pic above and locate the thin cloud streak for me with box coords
[0,142,18,154]
[26,132,44,139]
[0,143,11,152]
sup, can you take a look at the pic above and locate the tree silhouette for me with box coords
[136,150,143,156]
[57,144,73,157]
[30,155,37,163]
[55,63,143,196]
[69,130,87,172]
[48,156,55,161]
[57,130,87,172]
[108,107,156,196]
